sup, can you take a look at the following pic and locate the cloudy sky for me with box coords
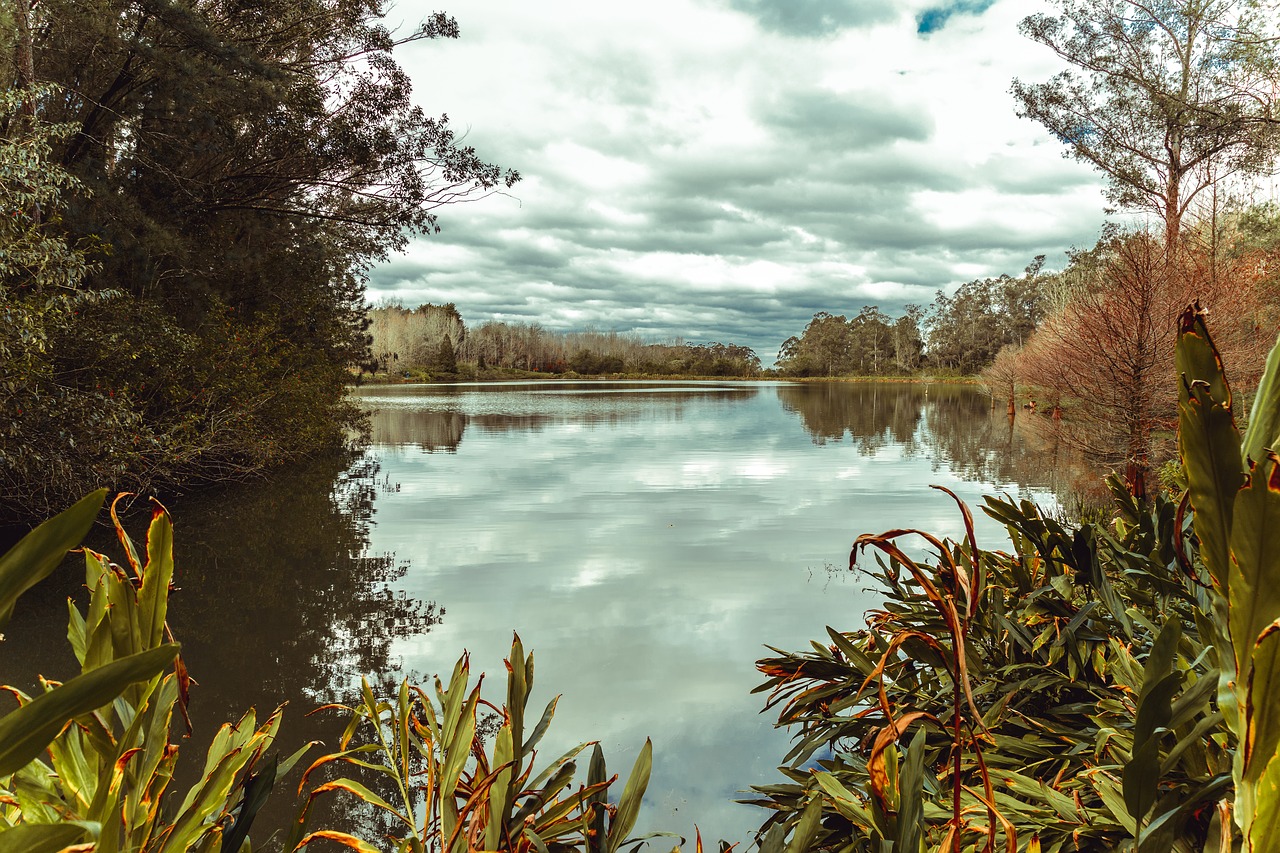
[368,0,1111,363]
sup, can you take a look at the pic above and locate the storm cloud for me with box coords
[375,0,1108,363]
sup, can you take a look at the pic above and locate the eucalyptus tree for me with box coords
[1012,0,1280,247]
[891,305,925,372]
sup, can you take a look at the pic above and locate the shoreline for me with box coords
[351,371,981,386]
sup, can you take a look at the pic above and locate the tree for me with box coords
[2,1,518,520]
[891,305,925,372]
[1012,0,1280,248]
[926,265,1048,375]
[979,344,1023,415]
[850,305,892,374]
[435,335,457,373]
[1017,229,1270,495]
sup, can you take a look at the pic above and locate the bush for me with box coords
[749,307,1280,852]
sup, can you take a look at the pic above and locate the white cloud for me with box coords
[371,0,1106,358]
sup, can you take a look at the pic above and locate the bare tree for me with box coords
[980,345,1024,416]
[1018,229,1270,495]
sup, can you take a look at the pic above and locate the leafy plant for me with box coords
[1175,304,1280,851]
[751,476,1228,852]
[291,635,662,853]
[0,490,308,852]
[750,306,1280,852]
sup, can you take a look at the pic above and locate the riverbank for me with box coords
[354,369,982,385]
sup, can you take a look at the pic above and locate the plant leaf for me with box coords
[0,489,106,631]
[1241,330,1280,466]
[0,643,177,776]
[606,739,652,853]
[1176,306,1244,592]
[0,822,92,853]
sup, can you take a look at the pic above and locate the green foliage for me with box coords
[777,307,923,377]
[1013,0,1280,245]
[293,635,664,853]
[1175,306,1280,851]
[366,306,763,378]
[751,478,1230,852]
[926,259,1047,376]
[0,491,306,852]
[2,0,520,522]
[751,310,1280,851]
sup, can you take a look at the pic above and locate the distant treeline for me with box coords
[776,258,1047,377]
[779,208,1280,386]
[774,208,1280,494]
[366,304,762,377]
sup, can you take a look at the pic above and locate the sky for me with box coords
[367,0,1111,364]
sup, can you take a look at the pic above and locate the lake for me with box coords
[0,381,1075,847]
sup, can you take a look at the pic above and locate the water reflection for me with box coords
[347,381,1072,846]
[0,453,441,841]
[370,382,759,452]
[162,455,441,712]
[778,382,923,454]
[779,382,1078,495]
[0,381,1078,849]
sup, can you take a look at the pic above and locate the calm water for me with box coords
[0,381,1073,847]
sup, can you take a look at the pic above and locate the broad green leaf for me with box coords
[309,776,409,826]
[1091,772,1137,835]
[0,489,105,630]
[1139,774,1232,853]
[1230,453,1280,682]
[139,505,174,651]
[1123,734,1163,832]
[221,754,277,853]
[586,744,607,853]
[438,683,478,801]
[784,796,824,853]
[606,739,651,853]
[1247,622,1280,782]
[515,758,578,828]
[158,737,261,853]
[1249,739,1280,853]
[524,694,560,755]
[486,726,515,849]
[895,728,926,853]
[1242,331,1280,465]
[1140,618,1181,695]
[507,635,529,803]
[520,741,591,799]
[1159,711,1225,776]
[1177,310,1244,591]
[995,770,1078,822]
[0,822,92,853]
[814,771,874,825]
[66,598,88,665]
[0,643,177,776]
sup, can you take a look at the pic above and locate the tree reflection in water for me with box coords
[164,453,441,714]
[0,451,440,844]
[778,382,1087,499]
[369,384,759,452]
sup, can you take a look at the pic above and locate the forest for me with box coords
[365,302,763,378]
[0,0,517,523]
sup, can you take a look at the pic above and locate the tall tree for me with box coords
[891,305,925,372]
[1012,0,1280,248]
[1,1,518,520]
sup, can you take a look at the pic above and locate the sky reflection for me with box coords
[353,380,1064,845]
